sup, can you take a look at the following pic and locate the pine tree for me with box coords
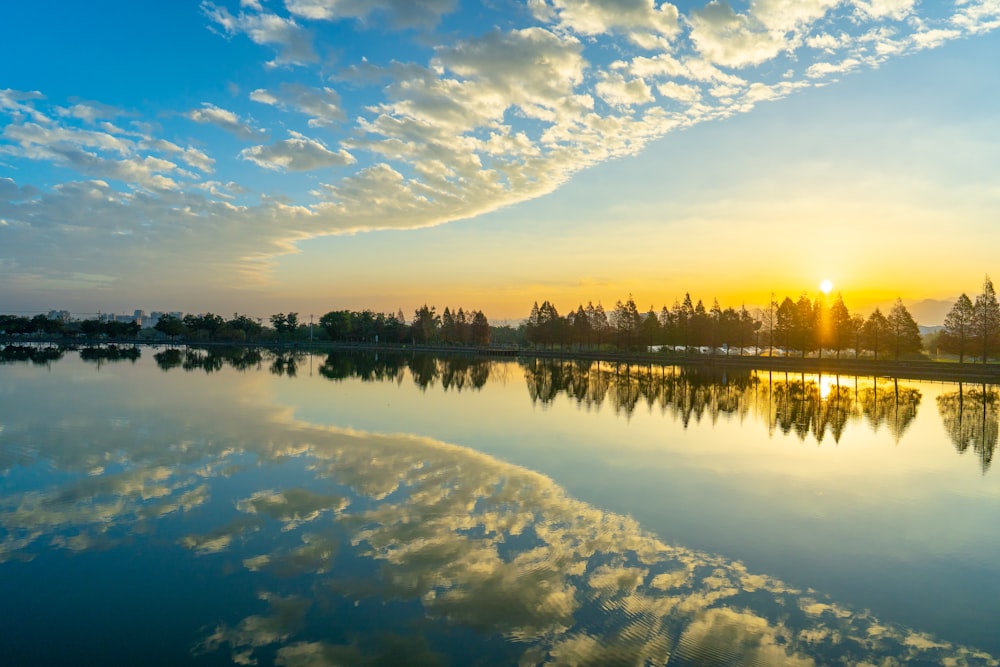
[972,276,1000,363]
[941,294,974,362]
[886,298,922,360]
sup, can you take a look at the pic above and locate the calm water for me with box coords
[2,346,999,666]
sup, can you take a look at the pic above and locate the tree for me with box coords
[794,295,816,357]
[590,303,609,349]
[441,307,456,344]
[319,310,352,341]
[774,297,796,355]
[828,293,853,359]
[470,311,490,346]
[155,314,187,339]
[571,305,591,349]
[641,307,661,350]
[972,276,1000,363]
[886,298,923,360]
[850,313,865,358]
[611,295,641,350]
[411,305,440,344]
[941,294,975,362]
[455,308,470,345]
[862,308,890,360]
[813,294,829,358]
[526,302,540,346]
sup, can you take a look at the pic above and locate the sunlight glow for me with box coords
[820,280,833,294]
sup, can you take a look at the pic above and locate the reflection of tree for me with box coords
[759,375,857,444]
[937,384,1000,472]
[316,351,493,393]
[858,379,921,442]
[269,353,300,377]
[0,345,65,365]
[1,353,996,666]
[79,345,141,363]
[523,359,762,425]
[520,360,931,447]
[154,347,264,373]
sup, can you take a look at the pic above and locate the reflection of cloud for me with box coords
[216,424,998,666]
[2,353,997,666]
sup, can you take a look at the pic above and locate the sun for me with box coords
[820,279,833,294]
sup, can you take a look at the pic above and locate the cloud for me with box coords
[240,132,355,171]
[532,0,681,40]
[284,0,457,30]
[249,84,345,126]
[201,1,317,66]
[853,0,915,21]
[688,1,793,68]
[186,103,265,140]
[595,72,655,107]
[2,1,999,291]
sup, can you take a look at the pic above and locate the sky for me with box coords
[1,0,999,324]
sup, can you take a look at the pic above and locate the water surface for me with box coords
[1,347,999,665]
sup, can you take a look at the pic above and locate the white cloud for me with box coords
[853,0,915,21]
[240,132,355,171]
[142,139,215,173]
[910,28,963,49]
[657,81,701,103]
[201,2,317,66]
[433,28,587,117]
[284,0,457,29]
[806,57,862,78]
[249,84,345,126]
[533,0,681,40]
[2,0,999,291]
[688,2,792,68]
[186,103,265,140]
[807,33,844,51]
[750,0,839,32]
[55,102,123,124]
[595,72,655,108]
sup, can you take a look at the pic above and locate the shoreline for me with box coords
[4,336,999,384]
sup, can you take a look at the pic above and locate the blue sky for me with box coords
[2,0,999,322]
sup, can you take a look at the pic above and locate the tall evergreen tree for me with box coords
[863,308,890,360]
[828,293,852,359]
[972,276,1000,363]
[886,298,923,360]
[941,293,975,362]
[470,311,490,346]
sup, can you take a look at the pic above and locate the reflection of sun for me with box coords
[820,279,833,294]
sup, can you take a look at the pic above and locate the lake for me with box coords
[1,346,999,666]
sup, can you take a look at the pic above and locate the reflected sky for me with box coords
[2,348,1000,665]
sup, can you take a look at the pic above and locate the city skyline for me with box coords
[2,1,999,323]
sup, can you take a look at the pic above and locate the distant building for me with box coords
[47,310,71,322]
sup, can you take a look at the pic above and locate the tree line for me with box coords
[3,275,999,362]
[317,305,490,345]
[523,276,1000,363]
[525,292,923,360]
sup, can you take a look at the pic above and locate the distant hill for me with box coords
[906,298,953,327]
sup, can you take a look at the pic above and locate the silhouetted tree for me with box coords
[411,305,440,344]
[155,314,187,339]
[863,308,890,360]
[886,298,923,360]
[470,310,490,346]
[828,294,852,359]
[611,295,641,350]
[972,276,1000,363]
[775,297,796,354]
[941,294,975,362]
